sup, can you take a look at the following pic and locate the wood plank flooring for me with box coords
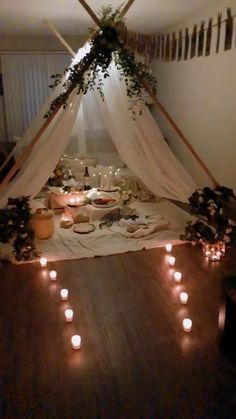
[1,244,236,418]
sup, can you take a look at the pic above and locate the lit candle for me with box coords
[40,257,47,268]
[168,256,176,267]
[165,243,172,253]
[71,335,81,350]
[183,318,192,332]
[173,271,182,282]
[60,288,69,301]
[180,292,188,304]
[65,309,73,322]
[49,270,57,281]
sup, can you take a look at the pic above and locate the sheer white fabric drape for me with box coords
[95,63,196,201]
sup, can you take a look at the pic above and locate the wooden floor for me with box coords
[1,244,236,418]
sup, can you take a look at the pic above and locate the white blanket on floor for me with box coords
[33,200,192,262]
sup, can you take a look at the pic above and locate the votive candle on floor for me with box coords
[165,243,172,253]
[71,335,81,350]
[49,270,57,281]
[180,292,188,304]
[60,289,69,301]
[183,318,192,332]
[173,271,182,282]
[168,256,176,267]
[40,257,47,268]
[65,309,73,323]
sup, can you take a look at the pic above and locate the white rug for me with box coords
[33,200,192,262]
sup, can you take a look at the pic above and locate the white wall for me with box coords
[152,0,236,189]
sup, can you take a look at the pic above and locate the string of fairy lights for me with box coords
[39,243,192,352]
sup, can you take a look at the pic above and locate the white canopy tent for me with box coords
[0,40,198,206]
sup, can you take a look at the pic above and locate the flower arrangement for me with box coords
[181,186,236,246]
[45,6,157,119]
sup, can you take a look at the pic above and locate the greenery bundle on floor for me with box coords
[181,186,236,245]
[0,196,37,261]
[45,5,157,119]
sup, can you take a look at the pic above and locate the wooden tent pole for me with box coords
[142,81,219,186]
[119,0,136,19]
[78,0,102,27]
[44,20,76,57]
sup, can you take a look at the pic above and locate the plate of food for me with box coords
[92,197,118,208]
[73,223,95,234]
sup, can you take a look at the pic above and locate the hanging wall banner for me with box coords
[165,34,170,61]
[178,30,183,61]
[156,34,160,58]
[161,34,165,60]
[198,21,205,56]
[225,8,233,50]
[171,32,177,60]
[184,28,190,60]
[190,24,198,58]
[216,13,222,53]
[205,17,213,56]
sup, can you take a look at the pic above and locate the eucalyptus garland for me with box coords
[45,6,157,118]
[0,196,37,261]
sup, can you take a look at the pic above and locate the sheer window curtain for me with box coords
[1,53,70,141]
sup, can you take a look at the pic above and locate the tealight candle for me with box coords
[60,288,69,301]
[173,271,182,282]
[71,335,81,350]
[165,243,172,253]
[183,318,192,332]
[65,309,73,322]
[168,256,176,267]
[180,292,189,304]
[40,257,47,268]
[49,270,57,281]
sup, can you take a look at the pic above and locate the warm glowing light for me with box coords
[60,289,69,301]
[65,309,73,322]
[165,243,172,253]
[71,335,81,350]
[168,256,175,266]
[183,318,192,332]
[49,270,57,280]
[40,257,47,268]
[173,271,182,282]
[180,292,188,304]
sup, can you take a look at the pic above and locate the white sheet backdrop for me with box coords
[0,44,197,206]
